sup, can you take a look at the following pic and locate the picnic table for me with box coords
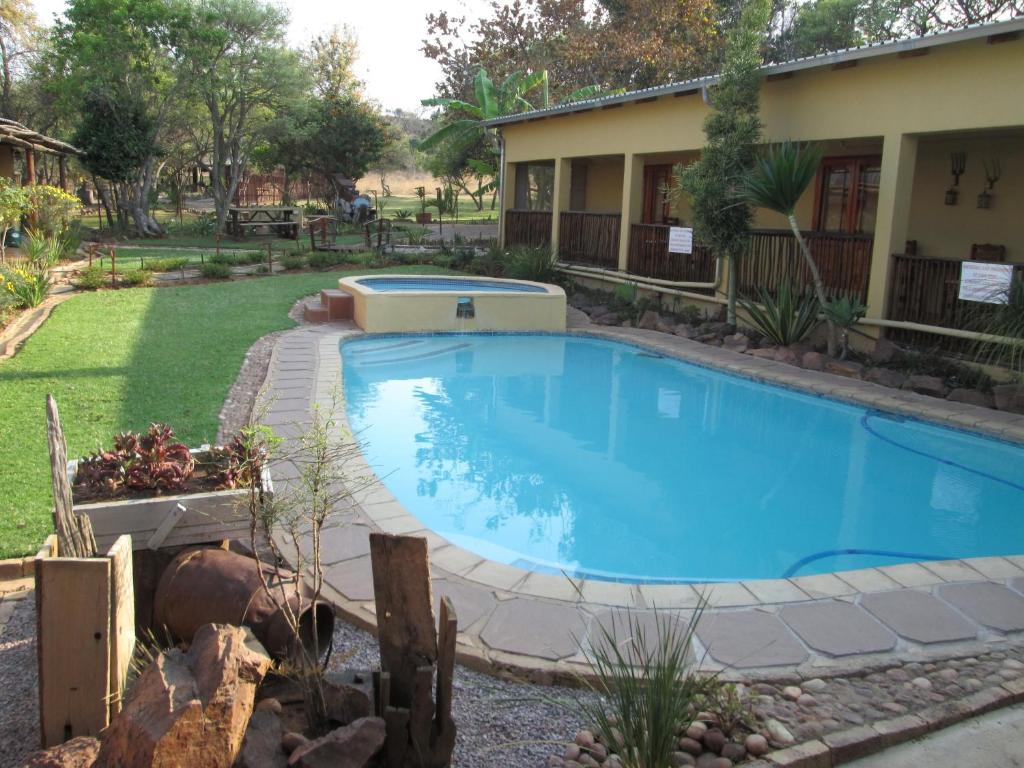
[227,206,302,239]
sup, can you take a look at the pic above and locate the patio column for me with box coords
[499,160,516,248]
[550,157,572,258]
[617,153,643,271]
[865,133,918,320]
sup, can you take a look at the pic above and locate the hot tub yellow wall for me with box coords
[349,290,567,333]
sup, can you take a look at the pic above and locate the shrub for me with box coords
[504,245,556,283]
[280,254,306,271]
[25,185,80,236]
[822,295,867,360]
[967,278,1024,380]
[394,209,413,220]
[694,681,756,738]
[200,262,232,280]
[675,304,704,326]
[739,283,820,346]
[75,265,108,290]
[469,247,504,277]
[308,251,348,270]
[3,266,50,307]
[145,257,190,272]
[120,269,153,287]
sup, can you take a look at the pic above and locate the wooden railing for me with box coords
[738,229,873,302]
[886,254,1023,349]
[558,212,620,269]
[626,223,716,284]
[504,209,552,248]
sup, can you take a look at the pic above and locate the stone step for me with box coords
[303,300,330,324]
[320,289,354,320]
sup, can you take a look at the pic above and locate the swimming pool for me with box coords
[354,277,549,293]
[342,334,1024,582]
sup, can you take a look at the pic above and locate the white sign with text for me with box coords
[958,261,1014,304]
[668,227,694,255]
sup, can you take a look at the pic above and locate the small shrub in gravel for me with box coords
[280,254,306,270]
[145,257,190,272]
[75,265,108,290]
[119,268,153,287]
[200,262,232,280]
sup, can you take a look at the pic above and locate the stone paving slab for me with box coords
[261,324,1024,681]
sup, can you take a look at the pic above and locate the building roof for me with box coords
[484,16,1024,128]
[0,118,82,156]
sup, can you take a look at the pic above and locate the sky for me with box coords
[27,0,494,112]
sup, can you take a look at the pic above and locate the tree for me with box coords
[307,26,362,101]
[175,0,307,231]
[673,0,772,326]
[304,96,392,199]
[771,0,864,60]
[0,178,28,262]
[743,140,839,356]
[0,0,36,118]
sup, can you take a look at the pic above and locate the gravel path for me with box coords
[0,593,592,768]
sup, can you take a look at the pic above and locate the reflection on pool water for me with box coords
[341,334,1024,582]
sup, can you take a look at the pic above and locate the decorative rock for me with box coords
[282,732,309,753]
[993,383,1024,414]
[256,697,283,715]
[578,754,601,768]
[765,718,796,747]
[576,730,597,750]
[886,668,910,682]
[902,374,948,398]
[870,338,900,364]
[549,757,566,768]
[287,717,386,768]
[825,359,864,378]
[675,324,698,339]
[801,351,826,370]
[694,754,720,768]
[637,310,662,330]
[773,347,798,365]
[238,709,286,768]
[709,758,733,768]
[96,624,272,767]
[564,744,582,761]
[20,736,100,768]
[1005,659,1024,670]
[866,367,907,388]
[670,752,696,767]
[720,742,746,762]
[747,347,778,360]
[686,722,708,741]
[703,728,726,754]
[745,734,769,756]
[947,388,995,409]
[587,743,608,762]
[605,757,623,768]
[802,678,827,693]
[781,685,803,701]
[323,670,373,725]
[678,737,704,756]
[912,677,933,690]
[797,693,817,707]
[696,712,718,725]
[723,333,749,353]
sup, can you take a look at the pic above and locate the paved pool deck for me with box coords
[262,311,1024,685]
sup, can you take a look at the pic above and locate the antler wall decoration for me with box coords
[977,158,1001,209]
[945,151,967,205]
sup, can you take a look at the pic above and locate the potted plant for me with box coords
[414,185,432,224]
[68,422,273,552]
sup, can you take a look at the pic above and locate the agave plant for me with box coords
[744,141,837,356]
[739,282,820,347]
[822,295,867,360]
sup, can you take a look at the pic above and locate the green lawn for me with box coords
[0,265,448,558]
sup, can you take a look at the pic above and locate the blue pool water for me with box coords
[342,334,1024,582]
[355,277,549,293]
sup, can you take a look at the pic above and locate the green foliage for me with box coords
[200,262,232,280]
[280,254,307,271]
[822,294,867,360]
[968,279,1024,380]
[674,0,771,324]
[393,210,413,221]
[25,186,81,237]
[145,257,190,272]
[75,265,108,290]
[120,268,153,287]
[614,280,639,307]
[502,246,557,283]
[739,283,820,346]
[74,89,157,185]
[307,251,351,270]
[0,179,29,259]
[2,266,50,308]
[773,0,865,60]
[307,96,393,185]
[744,141,824,217]
[572,607,706,768]
[694,681,757,738]
[675,304,704,326]
[468,247,504,277]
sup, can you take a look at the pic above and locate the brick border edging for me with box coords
[755,676,1024,767]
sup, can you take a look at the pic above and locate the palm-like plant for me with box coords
[744,141,838,356]
[739,283,820,347]
[822,294,867,360]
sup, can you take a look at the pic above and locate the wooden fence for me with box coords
[886,254,1023,349]
[558,212,620,269]
[504,210,553,248]
[234,172,331,207]
[737,229,873,302]
[627,223,716,285]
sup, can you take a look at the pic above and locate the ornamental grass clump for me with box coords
[572,606,706,768]
[739,282,819,347]
[967,278,1024,380]
[3,266,50,308]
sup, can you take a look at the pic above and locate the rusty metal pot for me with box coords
[153,547,334,662]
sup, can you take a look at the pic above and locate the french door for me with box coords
[813,156,881,234]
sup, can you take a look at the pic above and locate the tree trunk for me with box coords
[93,176,115,229]
[726,255,737,326]
[788,213,837,356]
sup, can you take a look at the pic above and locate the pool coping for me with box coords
[261,318,1024,685]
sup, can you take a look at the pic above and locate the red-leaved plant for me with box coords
[76,423,195,494]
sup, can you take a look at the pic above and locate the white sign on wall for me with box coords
[958,261,1014,304]
[668,226,694,255]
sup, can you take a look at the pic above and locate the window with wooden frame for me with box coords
[813,156,882,234]
[642,164,679,225]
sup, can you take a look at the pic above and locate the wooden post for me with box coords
[46,395,96,559]
[110,247,117,288]
[216,232,221,260]
[26,149,35,186]
[369,533,458,768]
[59,156,68,192]
[267,242,273,273]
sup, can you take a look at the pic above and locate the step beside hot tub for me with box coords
[338,275,567,333]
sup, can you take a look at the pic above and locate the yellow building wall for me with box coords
[580,157,624,213]
[907,133,1024,263]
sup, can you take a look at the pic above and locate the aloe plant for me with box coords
[822,295,867,360]
[744,141,837,356]
[739,282,820,347]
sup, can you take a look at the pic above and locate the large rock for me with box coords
[747,347,777,360]
[866,367,907,389]
[947,388,995,409]
[287,717,386,768]
[722,333,749,353]
[993,383,1024,414]
[870,338,900,364]
[774,347,799,365]
[674,324,697,339]
[97,624,272,768]
[20,737,100,768]
[903,374,949,398]
[825,359,864,378]
[237,709,286,768]
[322,670,373,725]
[801,351,826,370]
[637,310,663,330]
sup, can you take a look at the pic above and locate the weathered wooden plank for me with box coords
[107,535,135,719]
[433,596,458,767]
[47,395,96,558]
[145,502,189,550]
[35,545,111,747]
[369,533,437,709]
[384,706,411,768]
[409,666,435,762]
